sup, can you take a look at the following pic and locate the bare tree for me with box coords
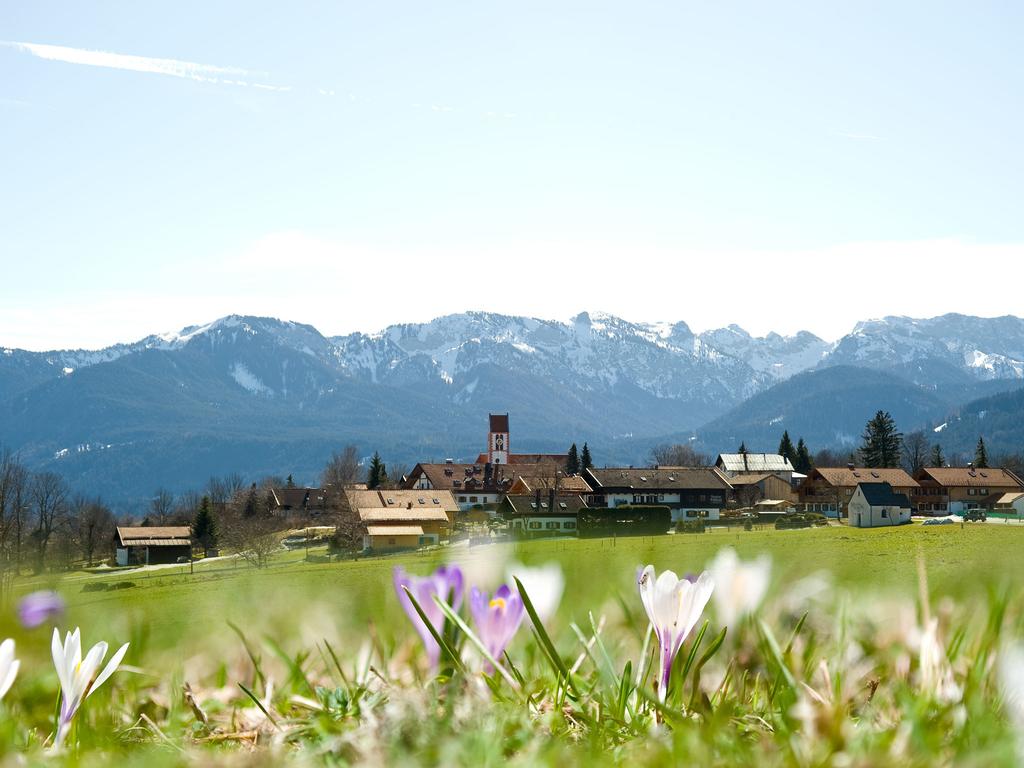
[812,448,846,467]
[734,482,764,509]
[206,473,245,508]
[30,471,68,572]
[219,488,282,568]
[995,452,1024,476]
[72,495,116,567]
[149,488,175,526]
[0,449,30,586]
[175,489,202,525]
[650,443,710,467]
[322,445,361,487]
[383,463,410,489]
[902,431,929,475]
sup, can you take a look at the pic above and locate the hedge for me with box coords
[578,505,672,538]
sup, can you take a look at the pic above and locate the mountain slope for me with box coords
[931,386,1024,455]
[3,311,1024,507]
[824,314,1024,384]
[695,366,947,451]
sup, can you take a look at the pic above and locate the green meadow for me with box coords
[2,522,1024,765]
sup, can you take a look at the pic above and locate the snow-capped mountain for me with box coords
[697,325,829,381]
[825,314,1024,383]
[2,310,1023,506]
[331,311,771,407]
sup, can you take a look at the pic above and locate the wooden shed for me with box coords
[115,526,192,566]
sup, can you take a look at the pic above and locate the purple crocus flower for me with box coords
[393,565,464,669]
[18,590,65,629]
[468,584,525,672]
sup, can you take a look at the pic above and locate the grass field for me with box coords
[2,522,1024,765]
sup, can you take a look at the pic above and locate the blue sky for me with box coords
[2,1,1022,349]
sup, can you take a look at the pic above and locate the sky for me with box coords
[2,1,1022,350]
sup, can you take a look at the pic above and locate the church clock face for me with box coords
[495,435,504,451]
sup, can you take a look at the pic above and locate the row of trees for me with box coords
[565,443,593,475]
[858,411,994,472]
[1,449,117,576]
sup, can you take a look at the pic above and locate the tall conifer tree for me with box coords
[566,443,580,475]
[580,443,593,471]
[778,431,797,466]
[859,411,903,468]
[975,437,989,468]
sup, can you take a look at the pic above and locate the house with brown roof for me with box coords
[344,488,458,550]
[583,467,733,522]
[727,473,797,506]
[403,462,514,511]
[115,526,192,566]
[506,473,592,495]
[344,488,459,525]
[911,466,1024,514]
[499,489,589,538]
[359,507,450,550]
[798,466,918,517]
[270,487,329,516]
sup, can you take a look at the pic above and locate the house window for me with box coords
[470,496,478,503]
[881,509,888,518]
[564,521,577,530]
[388,538,396,546]
[528,521,541,530]
[981,488,988,495]
[459,496,467,502]
[545,522,559,530]
[969,489,976,496]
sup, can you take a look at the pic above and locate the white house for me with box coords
[583,467,731,523]
[994,492,1024,516]
[848,482,912,528]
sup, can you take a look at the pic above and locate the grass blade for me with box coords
[401,586,466,676]
[514,576,580,696]
[434,596,521,693]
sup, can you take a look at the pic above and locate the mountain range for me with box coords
[2,312,1023,507]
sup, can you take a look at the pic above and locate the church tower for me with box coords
[488,413,510,465]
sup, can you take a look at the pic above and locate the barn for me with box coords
[115,526,192,566]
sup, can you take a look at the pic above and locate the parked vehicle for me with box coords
[963,509,987,522]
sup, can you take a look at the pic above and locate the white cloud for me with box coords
[4,234,1023,351]
[2,41,287,90]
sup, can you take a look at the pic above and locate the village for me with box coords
[110,412,1024,565]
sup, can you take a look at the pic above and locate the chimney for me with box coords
[535,489,542,509]
[548,488,556,512]
[847,463,855,471]
[743,451,748,471]
[407,501,412,509]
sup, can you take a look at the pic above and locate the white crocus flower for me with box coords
[999,642,1024,758]
[0,639,20,700]
[918,618,961,704]
[506,561,565,622]
[637,565,714,701]
[707,547,771,628]
[51,628,130,747]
